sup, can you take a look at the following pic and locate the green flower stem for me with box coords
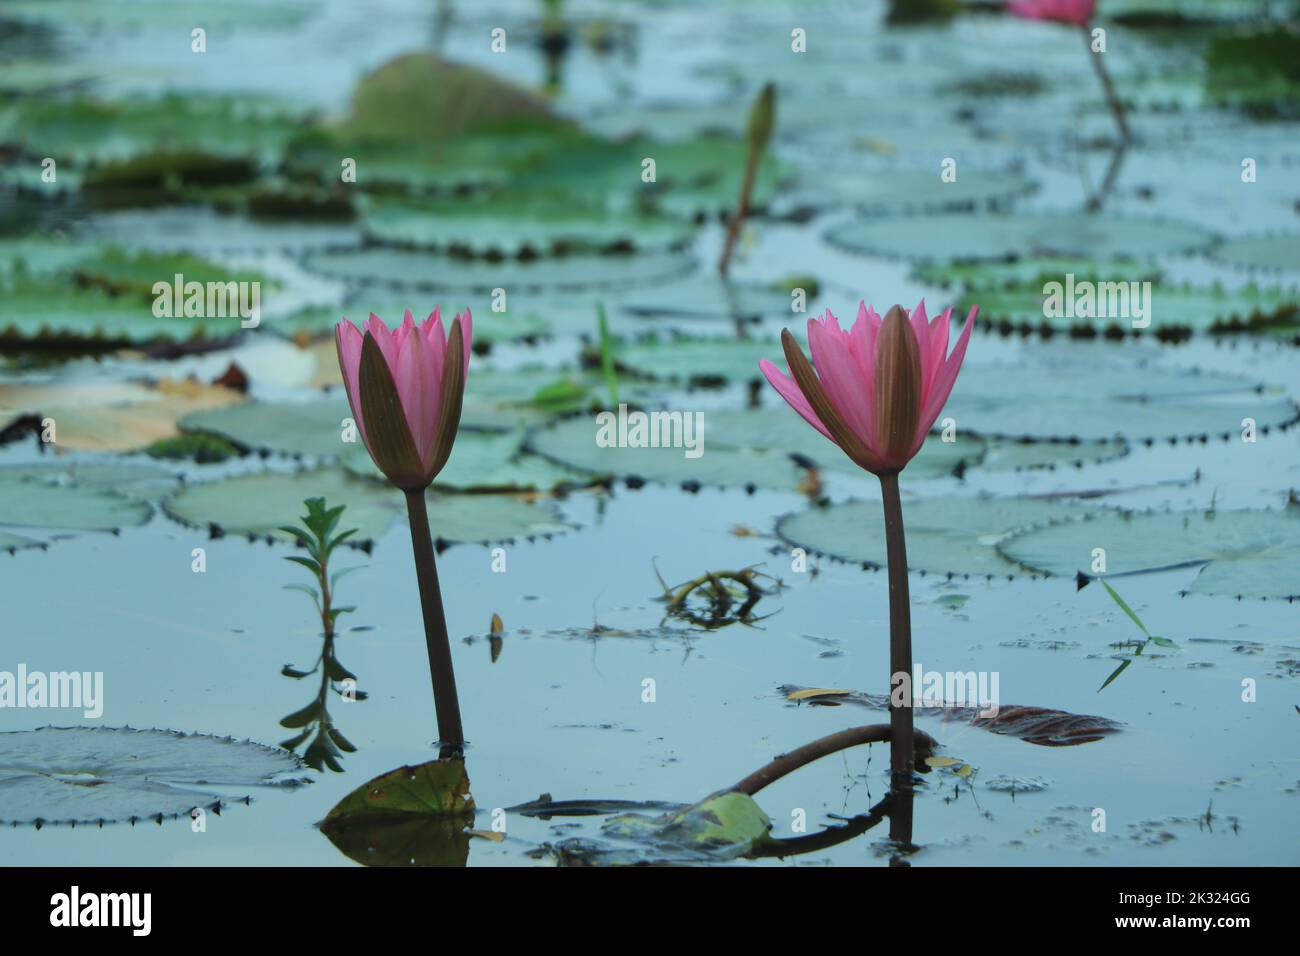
[404,488,465,757]
[879,471,914,790]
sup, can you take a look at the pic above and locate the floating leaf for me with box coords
[0,466,152,532]
[1210,235,1300,275]
[362,194,694,257]
[777,496,1073,577]
[164,469,401,543]
[945,354,1296,442]
[0,726,309,827]
[301,247,697,294]
[818,168,1036,213]
[826,213,1213,262]
[0,378,244,451]
[964,281,1298,335]
[164,468,570,546]
[999,508,1300,600]
[319,758,474,867]
[181,398,355,458]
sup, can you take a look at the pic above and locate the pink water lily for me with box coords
[760,300,976,476]
[1008,0,1095,26]
[336,308,472,491]
[334,307,474,754]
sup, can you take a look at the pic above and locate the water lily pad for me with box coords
[999,507,1300,600]
[817,168,1036,213]
[0,461,180,501]
[275,296,550,344]
[916,256,1163,290]
[525,413,807,492]
[553,789,773,865]
[0,467,152,532]
[301,247,697,293]
[165,468,401,543]
[945,354,1297,442]
[1209,235,1300,276]
[164,468,571,546]
[0,531,43,553]
[344,429,585,493]
[89,208,362,256]
[362,194,694,257]
[0,726,310,827]
[181,399,355,458]
[319,758,475,867]
[776,496,1076,577]
[0,92,309,164]
[0,379,245,451]
[826,213,1214,262]
[964,281,1298,335]
[622,276,805,324]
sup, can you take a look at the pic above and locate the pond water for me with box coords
[1,0,1298,866]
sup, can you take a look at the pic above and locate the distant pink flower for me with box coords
[336,308,472,490]
[760,301,975,475]
[1008,0,1096,26]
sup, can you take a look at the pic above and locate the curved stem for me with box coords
[1082,24,1130,146]
[733,723,936,797]
[404,488,465,757]
[879,471,914,789]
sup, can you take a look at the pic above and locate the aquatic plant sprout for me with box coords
[761,301,976,792]
[335,308,473,756]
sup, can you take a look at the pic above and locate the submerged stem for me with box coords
[879,471,914,790]
[403,488,465,758]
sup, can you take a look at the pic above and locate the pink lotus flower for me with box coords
[760,301,975,475]
[1007,0,1096,27]
[336,308,472,491]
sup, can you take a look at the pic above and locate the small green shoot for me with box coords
[1097,579,1177,692]
[596,302,619,409]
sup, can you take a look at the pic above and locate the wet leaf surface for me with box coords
[0,726,310,827]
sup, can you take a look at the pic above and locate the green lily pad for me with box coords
[1209,235,1300,276]
[614,335,773,385]
[964,281,1298,335]
[89,208,363,256]
[826,213,1214,262]
[181,399,356,459]
[362,194,694,257]
[0,461,180,501]
[301,247,698,293]
[998,507,1300,600]
[0,726,310,827]
[320,759,475,868]
[554,789,773,865]
[0,92,308,164]
[164,468,570,546]
[777,496,1078,577]
[344,429,586,493]
[273,296,550,345]
[817,168,1036,213]
[622,276,806,324]
[946,354,1297,442]
[165,468,401,543]
[0,466,152,532]
[0,531,44,553]
[916,256,1163,291]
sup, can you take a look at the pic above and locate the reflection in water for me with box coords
[656,563,778,630]
[279,632,362,773]
[278,498,367,772]
[319,758,475,867]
